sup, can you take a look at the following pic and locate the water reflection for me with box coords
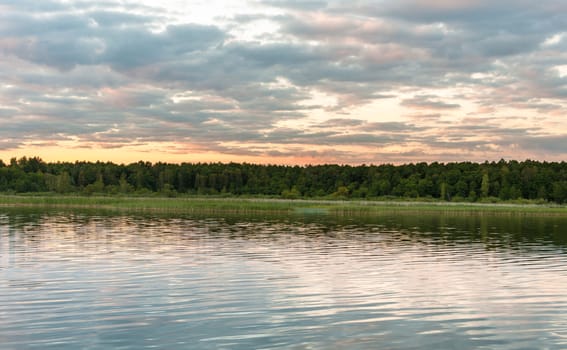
[1,209,567,349]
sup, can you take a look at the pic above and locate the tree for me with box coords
[56,171,74,193]
[3,157,567,204]
[195,174,207,194]
[480,172,490,198]
[440,182,448,201]
[417,178,434,197]
[119,173,134,193]
[281,186,301,199]
[552,182,567,204]
[84,174,105,194]
[332,186,349,198]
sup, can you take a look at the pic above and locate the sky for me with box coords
[0,0,566,165]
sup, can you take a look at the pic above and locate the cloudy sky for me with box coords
[0,0,566,164]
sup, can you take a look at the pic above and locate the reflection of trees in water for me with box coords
[2,209,567,256]
[374,213,567,250]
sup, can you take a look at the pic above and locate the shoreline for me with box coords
[1,195,566,216]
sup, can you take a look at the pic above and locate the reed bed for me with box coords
[1,195,566,216]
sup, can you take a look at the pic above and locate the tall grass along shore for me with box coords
[1,194,566,216]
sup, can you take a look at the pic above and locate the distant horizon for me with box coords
[1,1,566,164]
[1,154,563,167]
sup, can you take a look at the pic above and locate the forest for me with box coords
[1,157,567,204]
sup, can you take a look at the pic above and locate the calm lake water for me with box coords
[1,209,567,349]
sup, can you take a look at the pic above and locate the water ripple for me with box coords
[1,212,567,349]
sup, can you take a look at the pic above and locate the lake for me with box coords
[1,209,567,349]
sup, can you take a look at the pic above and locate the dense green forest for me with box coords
[1,157,567,204]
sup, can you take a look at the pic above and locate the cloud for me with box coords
[260,0,328,11]
[0,0,566,164]
[401,96,461,110]
[0,9,225,71]
[514,135,567,153]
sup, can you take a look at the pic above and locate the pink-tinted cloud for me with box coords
[0,0,565,164]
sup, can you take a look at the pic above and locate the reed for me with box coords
[1,194,566,216]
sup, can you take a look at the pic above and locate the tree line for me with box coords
[1,157,567,203]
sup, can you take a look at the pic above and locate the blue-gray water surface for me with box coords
[1,210,567,349]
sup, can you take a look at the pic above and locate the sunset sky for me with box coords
[1,0,566,165]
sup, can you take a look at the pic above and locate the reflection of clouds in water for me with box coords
[1,212,567,348]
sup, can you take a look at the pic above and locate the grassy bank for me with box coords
[1,194,567,216]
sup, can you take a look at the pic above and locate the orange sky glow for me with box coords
[0,0,566,165]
